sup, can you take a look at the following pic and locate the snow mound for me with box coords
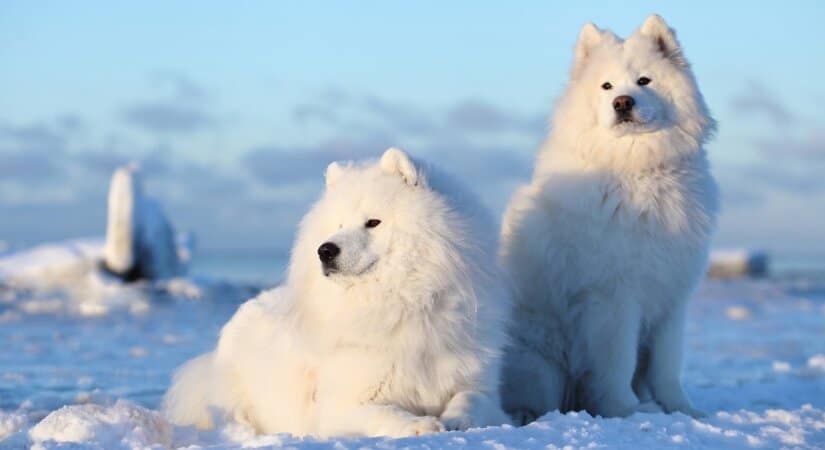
[0,236,193,288]
[0,237,205,318]
[12,404,824,449]
[0,238,104,286]
[28,400,171,450]
[0,410,27,441]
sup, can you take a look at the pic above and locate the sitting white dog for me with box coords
[164,148,511,438]
[500,15,717,421]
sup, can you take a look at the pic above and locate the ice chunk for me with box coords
[103,165,140,274]
[708,249,770,279]
[102,164,184,281]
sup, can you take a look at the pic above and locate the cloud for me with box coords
[122,102,215,134]
[729,81,794,125]
[291,88,353,126]
[292,88,545,140]
[169,163,248,197]
[718,181,763,209]
[0,122,67,152]
[121,74,217,134]
[0,120,70,183]
[292,104,341,126]
[753,132,825,162]
[734,122,825,198]
[149,71,210,103]
[445,99,545,134]
[243,134,394,187]
[1,83,544,250]
[362,96,436,136]
[724,82,825,198]
[256,90,541,217]
[0,112,259,248]
[0,150,64,183]
[739,162,825,194]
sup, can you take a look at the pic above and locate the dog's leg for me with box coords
[578,297,641,417]
[441,390,511,430]
[632,346,652,402]
[500,346,566,425]
[646,303,705,418]
[318,404,444,438]
[632,347,664,413]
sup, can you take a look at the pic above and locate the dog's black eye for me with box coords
[601,82,613,90]
[637,76,651,86]
[365,219,381,228]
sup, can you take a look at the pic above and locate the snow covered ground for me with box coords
[0,247,823,449]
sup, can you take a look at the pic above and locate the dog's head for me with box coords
[290,147,472,296]
[565,15,714,141]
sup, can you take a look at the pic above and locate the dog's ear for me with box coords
[573,23,605,77]
[325,161,345,187]
[380,147,419,186]
[638,14,687,67]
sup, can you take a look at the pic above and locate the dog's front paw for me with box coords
[441,409,512,431]
[441,413,474,431]
[398,416,445,437]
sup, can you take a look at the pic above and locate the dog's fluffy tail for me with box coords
[163,353,217,429]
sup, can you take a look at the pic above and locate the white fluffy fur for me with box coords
[103,165,181,280]
[164,148,511,438]
[500,15,718,421]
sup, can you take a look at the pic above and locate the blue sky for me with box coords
[1,1,824,264]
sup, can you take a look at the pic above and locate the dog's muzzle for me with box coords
[613,95,636,123]
[318,242,340,276]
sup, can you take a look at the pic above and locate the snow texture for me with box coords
[0,247,823,448]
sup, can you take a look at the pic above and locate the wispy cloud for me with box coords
[753,132,825,163]
[243,134,394,186]
[0,120,71,183]
[122,103,215,134]
[446,99,545,134]
[121,74,217,134]
[255,88,541,211]
[729,81,794,126]
[0,79,546,247]
[725,83,825,199]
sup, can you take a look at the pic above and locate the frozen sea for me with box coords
[0,245,823,449]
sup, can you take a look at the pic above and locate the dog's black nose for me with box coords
[613,95,635,113]
[317,242,340,263]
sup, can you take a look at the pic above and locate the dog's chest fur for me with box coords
[529,153,715,317]
[573,154,709,245]
[316,297,478,416]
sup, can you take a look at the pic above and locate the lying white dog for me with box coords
[500,15,717,421]
[164,148,511,437]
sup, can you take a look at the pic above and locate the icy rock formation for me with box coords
[102,165,183,281]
